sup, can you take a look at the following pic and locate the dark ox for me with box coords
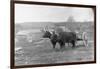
[43,30,83,49]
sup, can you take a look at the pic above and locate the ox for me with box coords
[43,30,82,49]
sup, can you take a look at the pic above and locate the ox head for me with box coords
[42,27,52,38]
[43,31,52,38]
[42,27,58,40]
[42,27,61,43]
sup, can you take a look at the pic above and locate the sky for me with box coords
[15,4,94,23]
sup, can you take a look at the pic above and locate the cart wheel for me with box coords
[82,32,88,47]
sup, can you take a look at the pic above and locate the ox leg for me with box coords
[51,41,56,49]
[72,40,75,48]
[53,43,56,49]
[59,41,65,49]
